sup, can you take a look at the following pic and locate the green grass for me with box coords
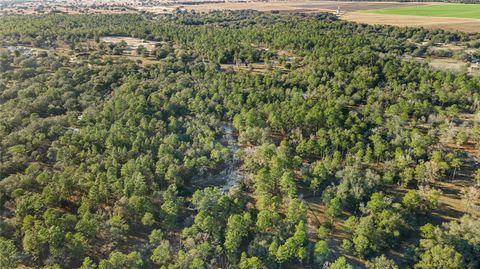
[368,4,480,19]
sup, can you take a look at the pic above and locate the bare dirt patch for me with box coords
[342,12,480,33]
[428,57,468,73]
[404,55,480,77]
[100,36,161,50]
[220,62,290,74]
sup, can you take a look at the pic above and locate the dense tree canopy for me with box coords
[0,10,479,269]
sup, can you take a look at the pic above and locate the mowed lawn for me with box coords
[368,4,480,19]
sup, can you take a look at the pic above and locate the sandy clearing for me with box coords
[342,12,480,33]
[428,58,468,72]
[100,36,161,49]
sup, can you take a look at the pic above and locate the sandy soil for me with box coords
[99,36,161,50]
[342,12,480,33]
[136,6,177,13]
[427,57,467,72]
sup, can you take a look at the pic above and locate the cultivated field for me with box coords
[181,1,427,13]
[369,4,480,19]
[181,1,480,33]
[342,3,480,33]
[342,12,480,33]
[2,0,480,33]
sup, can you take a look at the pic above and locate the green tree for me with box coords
[79,257,97,269]
[0,237,20,269]
[328,256,351,269]
[450,157,462,180]
[366,255,398,269]
[313,240,330,266]
[161,184,182,229]
[224,213,252,259]
[415,244,464,269]
[239,252,265,269]
[99,251,143,269]
[275,222,308,263]
[150,240,172,266]
[402,189,422,214]
[280,171,297,197]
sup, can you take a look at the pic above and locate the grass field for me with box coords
[369,4,480,19]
